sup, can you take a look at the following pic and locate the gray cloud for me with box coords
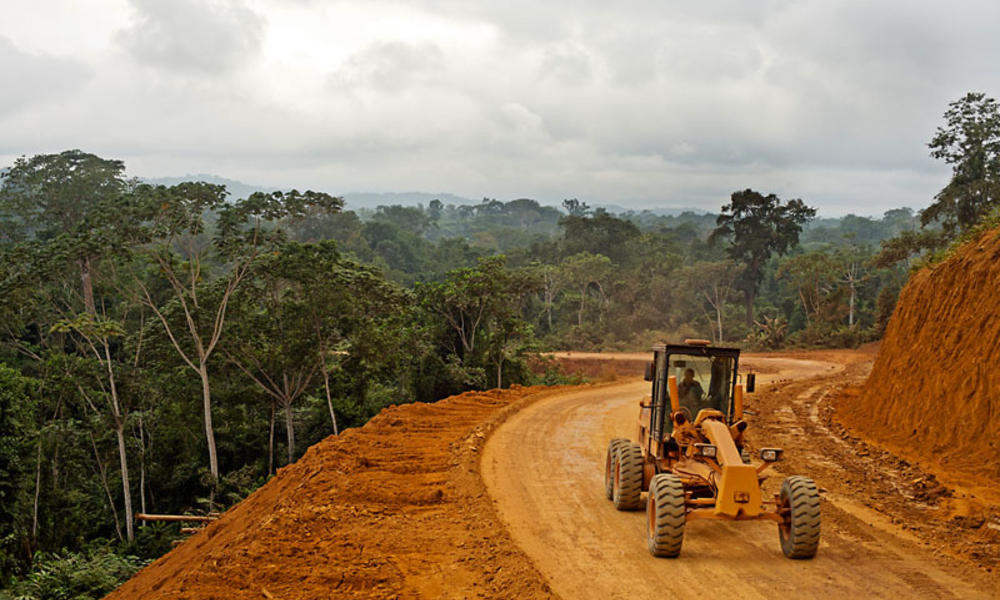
[0,37,90,116]
[2,1,999,216]
[332,41,446,93]
[117,0,265,73]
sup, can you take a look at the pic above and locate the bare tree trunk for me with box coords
[198,363,219,482]
[80,257,96,316]
[848,283,856,327]
[138,412,147,524]
[716,306,723,343]
[322,367,339,436]
[31,438,42,547]
[713,289,724,343]
[744,289,754,328]
[90,433,123,542]
[497,358,503,389]
[268,401,275,475]
[284,400,296,464]
[102,340,134,543]
[114,422,134,542]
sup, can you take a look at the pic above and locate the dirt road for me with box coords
[482,353,996,599]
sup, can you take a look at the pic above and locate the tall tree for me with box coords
[924,92,1000,235]
[224,241,405,460]
[0,150,128,315]
[50,314,136,542]
[710,189,816,326]
[678,261,740,343]
[559,211,640,265]
[417,256,538,388]
[124,184,343,482]
[776,252,841,328]
[560,252,613,327]
[0,151,142,543]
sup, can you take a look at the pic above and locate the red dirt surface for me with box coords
[106,386,573,600]
[836,227,1000,496]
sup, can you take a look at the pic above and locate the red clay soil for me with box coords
[836,227,1000,494]
[105,386,573,600]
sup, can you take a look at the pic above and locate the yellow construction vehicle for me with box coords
[603,339,820,558]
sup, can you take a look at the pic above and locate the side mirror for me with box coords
[644,361,654,382]
[746,373,756,393]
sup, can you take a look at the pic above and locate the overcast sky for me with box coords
[2,1,998,216]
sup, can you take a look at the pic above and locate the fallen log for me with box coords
[136,513,216,523]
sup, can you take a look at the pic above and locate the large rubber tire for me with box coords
[604,438,628,500]
[647,473,686,557]
[612,442,644,511]
[778,475,821,559]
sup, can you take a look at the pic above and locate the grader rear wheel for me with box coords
[612,442,644,511]
[647,473,686,557]
[778,475,821,559]
[604,438,628,500]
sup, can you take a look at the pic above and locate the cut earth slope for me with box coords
[106,386,574,600]
[837,227,1000,494]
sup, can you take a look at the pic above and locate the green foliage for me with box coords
[1,547,146,600]
[746,314,788,350]
[925,92,1000,235]
[559,210,641,265]
[0,150,127,245]
[0,366,36,584]
[710,189,817,325]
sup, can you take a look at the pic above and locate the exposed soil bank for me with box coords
[836,228,1000,497]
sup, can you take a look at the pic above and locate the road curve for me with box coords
[481,356,991,599]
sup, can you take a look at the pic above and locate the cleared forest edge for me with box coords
[105,384,609,600]
[836,227,1000,499]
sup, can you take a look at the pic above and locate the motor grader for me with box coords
[604,339,820,559]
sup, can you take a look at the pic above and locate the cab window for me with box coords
[669,354,734,418]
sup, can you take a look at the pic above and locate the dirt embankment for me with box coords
[836,228,1000,496]
[107,386,574,600]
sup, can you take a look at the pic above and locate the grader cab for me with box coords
[604,339,820,559]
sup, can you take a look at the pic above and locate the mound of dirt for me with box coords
[836,228,1000,491]
[106,386,566,599]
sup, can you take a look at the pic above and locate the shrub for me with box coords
[1,547,146,600]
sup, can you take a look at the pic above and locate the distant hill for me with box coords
[594,204,710,217]
[132,174,714,216]
[141,174,278,200]
[342,192,478,210]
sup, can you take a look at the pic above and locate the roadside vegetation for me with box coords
[1,91,998,598]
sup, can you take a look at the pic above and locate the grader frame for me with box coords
[604,340,820,559]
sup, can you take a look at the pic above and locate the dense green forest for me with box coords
[1,91,998,599]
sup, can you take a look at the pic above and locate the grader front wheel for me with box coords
[778,475,821,559]
[647,473,686,557]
